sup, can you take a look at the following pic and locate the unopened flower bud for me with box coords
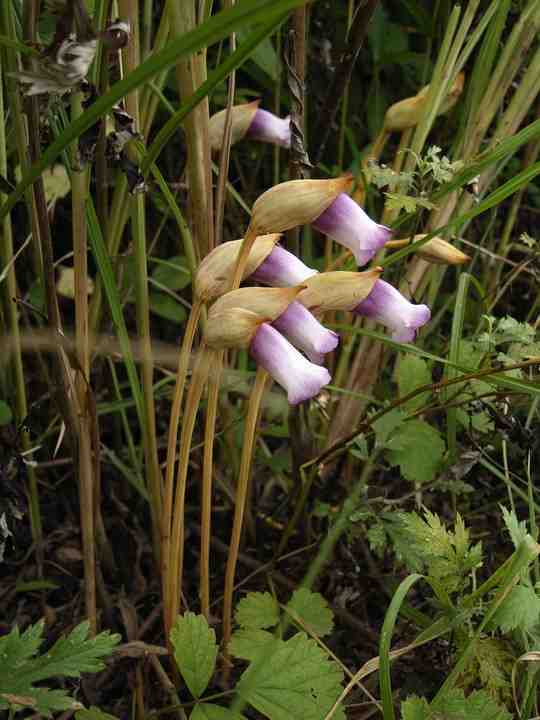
[297,269,382,313]
[250,176,353,235]
[414,235,470,265]
[195,234,280,302]
[384,72,465,132]
[386,235,470,265]
[208,102,291,151]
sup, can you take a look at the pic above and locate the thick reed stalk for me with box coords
[214,0,236,246]
[168,0,214,259]
[89,9,171,334]
[71,92,97,633]
[222,368,269,654]
[200,349,225,619]
[166,348,212,636]
[119,0,163,566]
[161,300,203,612]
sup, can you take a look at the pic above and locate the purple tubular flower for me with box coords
[249,244,317,287]
[246,109,291,148]
[312,193,392,267]
[250,323,331,405]
[353,279,431,342]
[272,301,339,364]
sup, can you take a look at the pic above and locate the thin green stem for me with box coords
[119,0,162,566]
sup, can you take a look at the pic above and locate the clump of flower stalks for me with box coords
[161,98,465,645]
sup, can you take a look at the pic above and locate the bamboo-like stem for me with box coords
[161,300,203,616]
[0,48,42,558]
[71,91,97,633]
[222,368,269,655]
[89,8,171,334]
[166,347,212,636]
[119,0,163,567]
[22,0,80,451]
[168,0,214,259]
[200,349,224,619]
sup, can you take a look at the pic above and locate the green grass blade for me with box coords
[379,574,424,720]
[445,272,471,460]
[86,201,146,431]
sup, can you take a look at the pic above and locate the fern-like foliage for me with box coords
[0,620,120,716]
[389,510,482,595]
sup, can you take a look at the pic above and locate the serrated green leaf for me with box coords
[401,695,430,720]
[431,688,511,720]
[0,621,119,716]
[149,292,187,324]
[0,401,12,426]
[386,419,445,484]
[1,687,80,717]
[150,255,191,290]
[170,613,218,699]
[500,505,528,549]
[388,511,482,592]
[397,356,432,411]
[236,632,345,720]
[190,703,245,720]
[235,592,280,630]
[228,629,275,661]
[285,589,334,637]
[372,409,405,448]
[461,637,513,705]
[384,192,436,215]
[491,583,540,634]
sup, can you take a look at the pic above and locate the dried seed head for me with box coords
[195,234,280,302]
[250,176,354,235]
[208,101,260,151]
[297,268,382,312]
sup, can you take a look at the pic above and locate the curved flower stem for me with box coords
[162,300,203,620]
[222,367,269,659]
[230,224,258,290]
[200,349,225,619]
[166,347,212,636]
